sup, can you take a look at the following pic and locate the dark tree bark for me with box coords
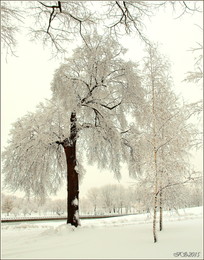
[63,112,79,227]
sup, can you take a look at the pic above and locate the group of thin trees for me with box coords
[1,1,202,243]
[2,181,202,217]
[1,193,66,217]
[81,181,202,216]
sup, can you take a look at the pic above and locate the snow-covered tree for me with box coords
[147,47,200,242]
[22,199,38,216]
[86,188,101,215]
[50,33,142,225]
[125,44,200,242]
[112,185,134,214]
[79,197,92,215]
[2,33,142,227]
[100,185,118,214]
[112,185,126,214]
[188,180,202,207]
[84,184,136,215]
[131,183,154,213]
[51,199,66,215]
[2,194,15,216]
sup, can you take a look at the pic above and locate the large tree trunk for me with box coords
[63,112,80,227]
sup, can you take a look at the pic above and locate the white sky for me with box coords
[1,2,203,200]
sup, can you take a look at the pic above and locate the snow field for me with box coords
[1,207,203,259]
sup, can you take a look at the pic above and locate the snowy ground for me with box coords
[1,207,203,259]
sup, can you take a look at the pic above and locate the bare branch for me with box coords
[99,100,122,110]
[39,1,62,33]
[156,173,201,196]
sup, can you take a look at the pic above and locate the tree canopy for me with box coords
[2,33,143,201]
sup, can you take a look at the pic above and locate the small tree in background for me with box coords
[86,188,101,215]
[2,195,15,216]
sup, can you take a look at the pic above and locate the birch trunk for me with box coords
[159,132,164,231]
[159,189,163,231]
[153,150,158,243]
[151,57,158,243]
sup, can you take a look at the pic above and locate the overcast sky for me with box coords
[1,2,203,199]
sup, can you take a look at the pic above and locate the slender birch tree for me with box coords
[124,45,200,242]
